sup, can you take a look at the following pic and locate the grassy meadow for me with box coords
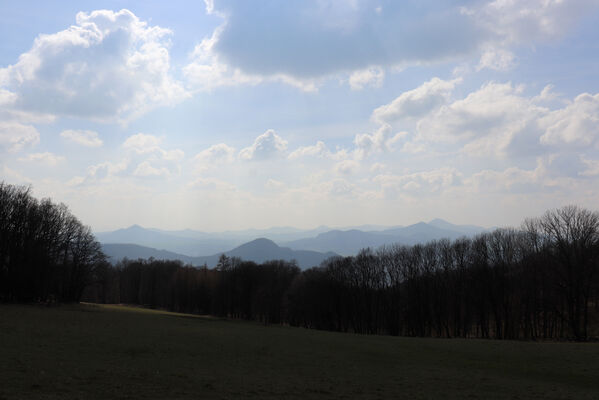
[1,303,598,399]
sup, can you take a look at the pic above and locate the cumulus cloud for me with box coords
[354,124,407,159]
[0,121,40,152]
[466,158,552,194]
[194,143,236,173]
[195,143,236,164]
[372,77,461,123]
[466,0,599,45]
[401,81,599,159]
[183,28,263,92]
[133,161,170,177]
[334,159,360,175]
[123,133,162,153]
[374,167,463,195]
[239,129,288,160]
[287,140,348,160]
[415,82,546,157]
[476,48,516,71]
[191,0,597,90]
[539,93,599,147]
[121,133,183,178]
[68,159,129,187]
[18,152,65,166]
[580,157,599,177]
[89,160,128,178]
[123,133,184,161]
[370,162,385,174]
[349,67,384,90]
[60,129,103,147]
[323,179,358,198]
[0,9,186,122]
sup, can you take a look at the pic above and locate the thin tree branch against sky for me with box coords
[1,1,599,231]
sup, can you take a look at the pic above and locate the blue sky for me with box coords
[1,0,599,231]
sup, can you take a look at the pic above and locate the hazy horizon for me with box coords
[93,217,492,235]
[2,1,599,232]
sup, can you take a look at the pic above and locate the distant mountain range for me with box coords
[97,218,489,264]
[281,220,487,256]
[102,238,338,269]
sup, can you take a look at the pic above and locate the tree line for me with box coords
[2,182,598,340]
[83,205,599,341]
[0,183,106,302]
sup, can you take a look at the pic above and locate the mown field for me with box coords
[1,304,598,399]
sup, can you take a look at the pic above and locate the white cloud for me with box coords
[195,143,236,164]
[467,0,599,45]
[540,93,599,147]
[370,163,385,174]
[123,133,185,161]
[133,161,170,177]
[87,160,128,179]
[265,178,285,190]
[466,158,551,194]
[334,159,360,175]
[372,78,461,123]
[183,27,318,92]
[580,157,599,176]
[18,152,65,166]
[288,140,348,161]
[0,9,187,123]
[67,159,129,187]
[121,133,183,178]
[194,143,236,173]
[354,124,407,159]
[123,133,163,153]
[323,179,358,198]
[374,167,463,195]
[477,48,516,71]
[402,81,599,159]
[349,67,384,90]
[0,121,40,152]
[415,82,546,157]
[239,129,288,160]
[60,129,103,147]
[183,28,263,92]
[288,141,329,159]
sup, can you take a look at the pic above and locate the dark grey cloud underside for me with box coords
[212,0,489,78]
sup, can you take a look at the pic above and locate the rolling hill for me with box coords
[101,238,337,269]
[282,220,487,256]
[97,219,488,259]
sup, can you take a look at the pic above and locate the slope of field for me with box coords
[1,304,598,399]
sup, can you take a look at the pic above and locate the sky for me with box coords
[1,0,599,232]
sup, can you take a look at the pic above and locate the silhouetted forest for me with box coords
[83,206,599,341]
[0,183,106,302]
[2,182,599,340]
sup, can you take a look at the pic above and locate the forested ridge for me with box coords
[2,182,599,340]
[0,183,106,302]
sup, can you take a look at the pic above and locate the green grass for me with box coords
[1,304,598,399]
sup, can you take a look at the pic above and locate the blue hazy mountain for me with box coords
[97,219,487,259]
[101,238,337,269]
[95,225,242,256]
[282,219,487,256]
